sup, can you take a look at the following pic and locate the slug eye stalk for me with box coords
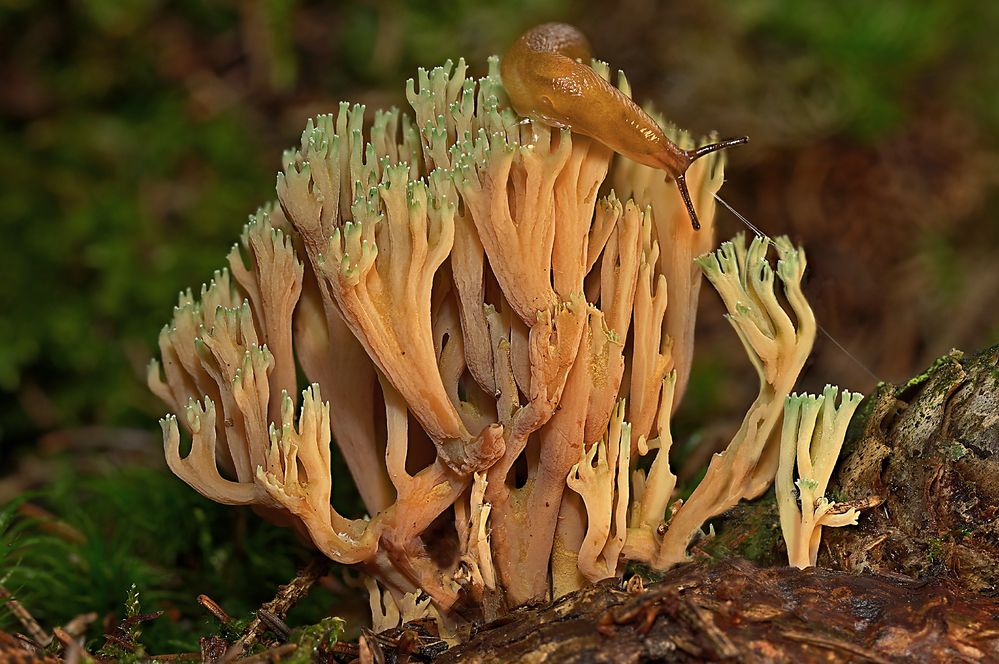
[677,136,749,231]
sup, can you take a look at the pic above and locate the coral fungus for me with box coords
[149,55,860,623]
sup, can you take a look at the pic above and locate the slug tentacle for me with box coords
[501,22,748,230]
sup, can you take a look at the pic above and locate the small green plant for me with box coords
[927,535,949,563]
[284,617,346,664]
[96,585,162,661]
[947,443,968,461]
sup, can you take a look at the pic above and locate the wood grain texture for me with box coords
[436,558,999,663]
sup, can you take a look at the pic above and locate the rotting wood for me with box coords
[434,558,999,663]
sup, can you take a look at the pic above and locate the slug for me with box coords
[501,22,748,230]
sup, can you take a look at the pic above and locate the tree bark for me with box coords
[825,344,999,589]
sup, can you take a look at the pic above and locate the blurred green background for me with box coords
[2,0,999,652]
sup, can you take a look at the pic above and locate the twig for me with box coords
[358,630,386,664]
[326,640,360,656]
[0,585,51,647]
[199,594,233,624]
[358,635,374,664]
[12,633,43,654]
[63,612,98,638]
[53,627,86,664]
[235,642,297,663]
[257,609,291,640]
[677,597,739,660]
[861,533,889,553]
[149,652,202,661]
[826,494,884,515]
[782,629,893,664]
[223,556,329,661]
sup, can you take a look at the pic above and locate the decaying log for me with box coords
[436,558,999,663]
[825,343,999,589]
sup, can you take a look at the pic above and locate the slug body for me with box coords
[501,23,747,230]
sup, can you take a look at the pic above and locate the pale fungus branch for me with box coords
[227,205,303,422]
[777,387,865,569]
[613,120,727,408]
[455,472,497,600]
[623,371,679,563]
[256,384,378,565]
[161,400,259,506]
[566,400,632,583]
[654,235,817,569]
[454,124,570,326]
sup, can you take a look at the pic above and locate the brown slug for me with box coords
[501,22,748,230]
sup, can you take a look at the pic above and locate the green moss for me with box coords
[954,526,975,540]
[927,535,949,563]
[622,561,670,585]
[946,443,969,461]
[0,466,343,654]
[897,352,962,396]
[97,585,160,661]
[730,1,977,139]
[701,490,784,566]
[283,617,346,664]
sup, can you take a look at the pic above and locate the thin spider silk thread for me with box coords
[713,193,882,384]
